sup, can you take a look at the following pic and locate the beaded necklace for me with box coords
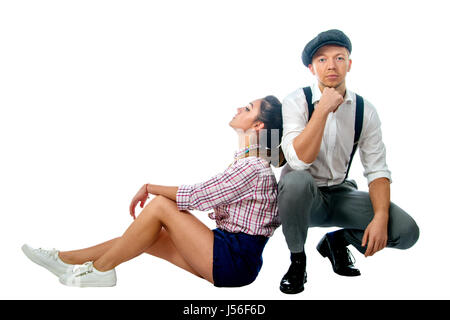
[233,144,261,161]
[231,144,273,169]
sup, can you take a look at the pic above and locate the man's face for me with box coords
[309,45,352,90]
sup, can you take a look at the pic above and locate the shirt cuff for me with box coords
[285,143,312,171]
[176,184,193,211]
[366,171,392,185]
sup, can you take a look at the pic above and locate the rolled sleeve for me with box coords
[281,93,312,171]
[365,170,392,185]
[359,103,392,185]
[282,141,312,171]
[176,184,195,211]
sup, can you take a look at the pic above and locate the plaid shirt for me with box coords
[176,156,280,237]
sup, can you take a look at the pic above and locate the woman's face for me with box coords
[229,99,264,133]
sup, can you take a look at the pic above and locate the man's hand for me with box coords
[361,216,388,257]
[316,87,344,114]
[363,177,390,257]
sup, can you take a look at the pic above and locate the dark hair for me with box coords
[256,95,286,167]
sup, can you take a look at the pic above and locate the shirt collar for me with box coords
[311,82,354,105]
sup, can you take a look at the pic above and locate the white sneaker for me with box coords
[59,261,116,287]
[21,244,73,277]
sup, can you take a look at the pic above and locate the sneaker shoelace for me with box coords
[72,261,94,277]
[35,248,58,260]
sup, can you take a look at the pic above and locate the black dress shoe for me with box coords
[279,261,307,294]
[317,232,361,277]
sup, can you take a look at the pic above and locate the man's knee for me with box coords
[278,170,316,197]
[398,220,420,250]
[391,209,420,250]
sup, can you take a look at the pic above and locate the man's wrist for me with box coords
[313,102,331,119]
[373,211,389,224]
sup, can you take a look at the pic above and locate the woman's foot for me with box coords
[59,261,116,287]
[21,244,73,277]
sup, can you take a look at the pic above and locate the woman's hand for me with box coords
[129,184,149,219]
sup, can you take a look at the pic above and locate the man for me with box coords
[278,29,419,294]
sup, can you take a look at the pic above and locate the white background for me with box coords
[1,0,449,300]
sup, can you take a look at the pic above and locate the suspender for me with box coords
[303,86,314,121]
[345,94,364,181]
[302,86,364,182]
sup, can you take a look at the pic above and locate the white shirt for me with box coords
[280,82,392,187]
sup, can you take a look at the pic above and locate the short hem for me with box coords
[212,228,267,288]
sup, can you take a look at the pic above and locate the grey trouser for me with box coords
[278,170,420,254]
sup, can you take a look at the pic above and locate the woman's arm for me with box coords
[129,184,178,219]
[130,160,258,219]
[176,160,259,212]
[146,184,178,201]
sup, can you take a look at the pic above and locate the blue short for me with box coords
[212,228,269,287]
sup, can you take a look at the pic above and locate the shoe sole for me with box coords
[279,285,304,294]
[21,245,64,277]
[59,277,116,288]
[279,273,307,294]
[59,280,116,287]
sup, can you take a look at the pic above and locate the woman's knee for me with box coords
[145,195,173,210]
[140,195,171,220]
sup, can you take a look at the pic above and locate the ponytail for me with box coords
[257,95,286,168]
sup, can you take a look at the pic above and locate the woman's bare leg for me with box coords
[143,228,203,278]
[59,239,118,265]
[91,195,214,283]
[59,233,204,278]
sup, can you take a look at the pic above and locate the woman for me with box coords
[22,95,285,288]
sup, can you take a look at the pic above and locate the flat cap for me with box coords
[301,29,352,67]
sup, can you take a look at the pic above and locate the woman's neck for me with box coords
[237,132,258,150]
[234,132,273,163]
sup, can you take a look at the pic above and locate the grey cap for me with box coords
[301,29,352,67]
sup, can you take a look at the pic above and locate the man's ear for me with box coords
[308,63,316,76]
[347,59,352,72]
